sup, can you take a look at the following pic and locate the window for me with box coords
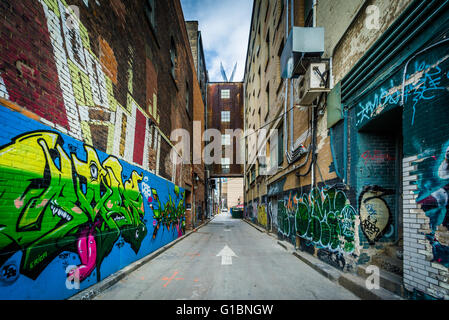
[170,37,177,79]
[266,83,270,117]
[221,89,230,99]
[222,134,231,145]
[144,0,156,31]
[278,126,284,166]
[270,134,278,172]
[221,111,230,122]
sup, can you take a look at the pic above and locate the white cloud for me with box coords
[181,0,252,82]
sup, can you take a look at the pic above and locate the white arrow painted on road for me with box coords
[217,245,237,265]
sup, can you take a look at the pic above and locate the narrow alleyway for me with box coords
[94,214,359,300]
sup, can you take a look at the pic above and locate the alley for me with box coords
[94,214,359,300]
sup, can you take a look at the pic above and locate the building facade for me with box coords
[244,0,449,299]
[0,0,204,299]
[206,82,244,177]
[186,20,208,228]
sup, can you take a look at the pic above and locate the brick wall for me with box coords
[0,0,201,299]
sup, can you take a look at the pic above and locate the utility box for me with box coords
[280,27,325,79]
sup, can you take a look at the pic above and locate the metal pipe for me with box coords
[289,0,294,152]
[284,0,289,161]
[343,108,348,184]
[311,105,315,187]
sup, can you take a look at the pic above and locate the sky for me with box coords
[180,0,253,82]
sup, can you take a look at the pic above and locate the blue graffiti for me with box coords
[357,61,447,126]
[406,63,446,125]
[415,141,449,266]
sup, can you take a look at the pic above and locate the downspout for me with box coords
[284,0,289,161]
[311,104,315,187]
[243,79,247,213]
[289,0,294,153]
[197,32,201,83]
[343,107,348,184]
[310,0,317,187]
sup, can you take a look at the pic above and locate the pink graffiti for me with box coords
[68,225,97,282]
[361,150,396,165]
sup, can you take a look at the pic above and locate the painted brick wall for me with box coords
[0,0,201,299]
[0,103,186,299]
[0,0,197,185]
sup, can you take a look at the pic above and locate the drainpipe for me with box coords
[311,104,315,187]
[343,107,348,184]
[284,0,289,161]
[289,0,294,153]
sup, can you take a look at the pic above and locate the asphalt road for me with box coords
[94,213,359,300]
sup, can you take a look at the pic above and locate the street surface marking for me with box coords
[162,271,184,287]
[217,245,237,265]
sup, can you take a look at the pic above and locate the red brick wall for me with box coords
[0,0,198,186]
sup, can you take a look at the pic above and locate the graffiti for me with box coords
[268,200,277,231]
[0,131,146,282]
[358,186,395,244]
[257,205,268,228]
[438,146,449,180]
[0,74,8,99]
[356,61,447,126]
[277,200,292,238]
[360,163,390,177]
[0,263,19,284]
[317,249,346,271]
[295,188,357,253]
[361,150,395,165]
[0,130,185,288]
[415,140,449,267]
[149,185,186,239]
[278,188,357,254]
[407,63,447,125]
[25,0,160,168]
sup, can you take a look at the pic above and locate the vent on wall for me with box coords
[280,27,324,79]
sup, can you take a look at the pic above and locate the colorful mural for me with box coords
[257,205,268,228]
[277,187,357,254]
[0,105,185,299]
[415,140,449,266]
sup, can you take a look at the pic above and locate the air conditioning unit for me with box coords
[298,62,330,106]
[280,27,324,79]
